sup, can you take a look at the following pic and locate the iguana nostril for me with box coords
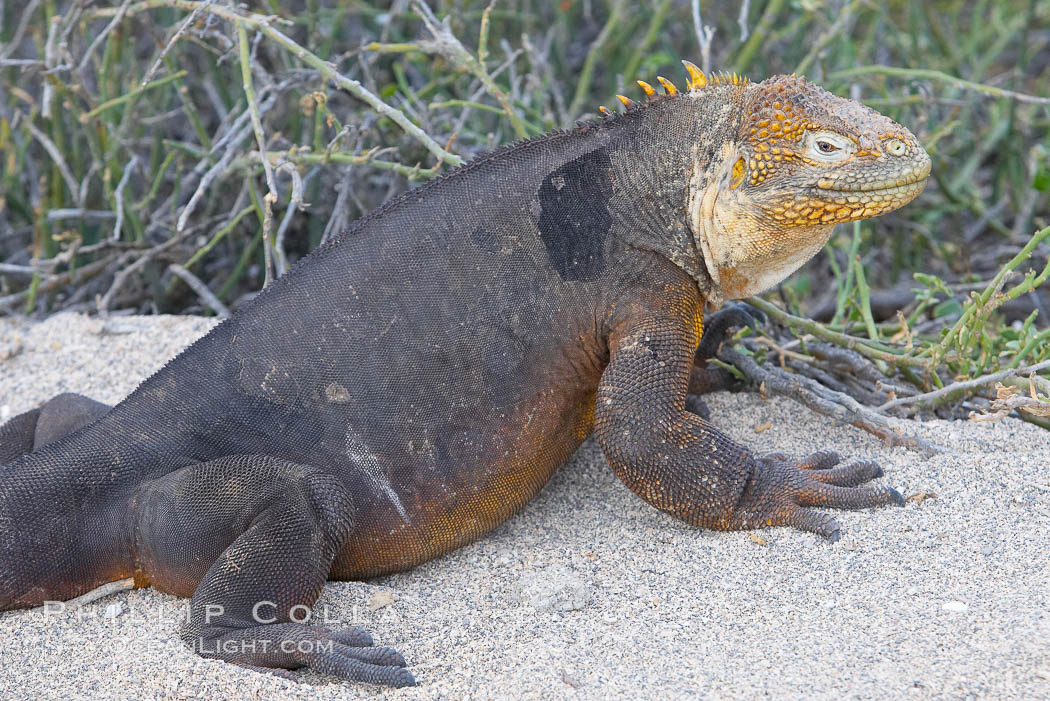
[885,138,906,156]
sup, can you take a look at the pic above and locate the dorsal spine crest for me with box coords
[601,60,750,114]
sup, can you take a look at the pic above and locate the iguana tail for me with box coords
[0,395,134,609]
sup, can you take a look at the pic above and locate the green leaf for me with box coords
[1034,166,1050,192]
[913,272,953,297]
[639,52,674,74]
[933,299,964,318]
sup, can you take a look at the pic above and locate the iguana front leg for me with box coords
[594,289,901,540]
[134,455,415,686]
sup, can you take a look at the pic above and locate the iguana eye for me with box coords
[806,131,853,162]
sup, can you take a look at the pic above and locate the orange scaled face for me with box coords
[736,75,931,227]
[690,74,931,302]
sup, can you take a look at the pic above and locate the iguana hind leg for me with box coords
[134,455,415,687]
[0,393,109,463]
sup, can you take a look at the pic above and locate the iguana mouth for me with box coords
[815,178,927,197]
[815,161,931,194]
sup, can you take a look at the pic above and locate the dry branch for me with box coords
[720,347,942,456]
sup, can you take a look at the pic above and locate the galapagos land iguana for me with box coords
[0,65,931,687]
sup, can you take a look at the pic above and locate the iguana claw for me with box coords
[730,449,902,541]
[189,624,414,687]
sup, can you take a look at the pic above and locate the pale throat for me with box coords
[688,144,834,305]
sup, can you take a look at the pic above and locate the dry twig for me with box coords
[720,347,942,456]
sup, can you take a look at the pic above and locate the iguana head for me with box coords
[677,69,931,304]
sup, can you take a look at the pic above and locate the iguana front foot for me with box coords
[729,449,903,542]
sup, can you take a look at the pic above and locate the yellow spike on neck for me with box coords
[636,80,657,99]
[656,76,678,96]
[681,60,707,89]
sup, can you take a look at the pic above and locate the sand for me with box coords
[1,312,1048,700]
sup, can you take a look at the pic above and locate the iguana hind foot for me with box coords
[685,303,766,418]
[196,624,414,687]
[137,455,414,686]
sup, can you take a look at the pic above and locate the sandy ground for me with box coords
[0,312,1048,700]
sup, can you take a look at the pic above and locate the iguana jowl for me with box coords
[0,66,930,686]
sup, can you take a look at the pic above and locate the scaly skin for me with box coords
[0,65,929,687]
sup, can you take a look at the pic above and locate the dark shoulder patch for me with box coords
[536,149,614,281]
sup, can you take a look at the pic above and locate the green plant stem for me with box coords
[734,0,787,73]
[926,225,1050,362]
[80,71,188,121]
[828,65,1050,105]
[182,204,256,270]
[622,0,671,84]
[567,0,625,118]
[246,150,442,180]
[237,22,276,286]
[852,256,879,342]
[90,0,463,167]
[745,296,928,368]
